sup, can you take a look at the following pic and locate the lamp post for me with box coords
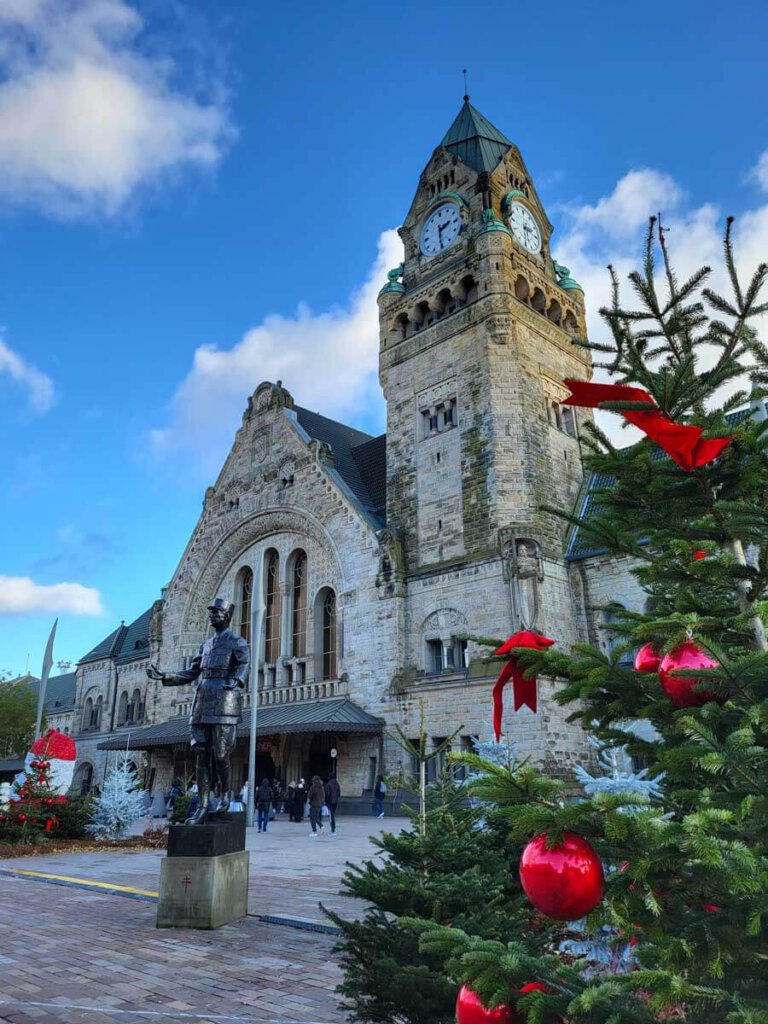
[246,557,266,827]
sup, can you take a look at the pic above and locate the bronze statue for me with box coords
[147,597,249,825]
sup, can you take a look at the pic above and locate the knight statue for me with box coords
[147,597,249,825]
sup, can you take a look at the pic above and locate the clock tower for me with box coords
[378,97,592,681]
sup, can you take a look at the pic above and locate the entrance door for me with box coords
[307,732,336,781]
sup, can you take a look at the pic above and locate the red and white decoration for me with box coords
[11,729,76,801]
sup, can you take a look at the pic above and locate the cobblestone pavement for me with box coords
[0,815,407,1024]
[0,814,405,926]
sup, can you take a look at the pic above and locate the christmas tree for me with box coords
[411,219,768,1023]
[0,755,61,843]
[87,756,146,840]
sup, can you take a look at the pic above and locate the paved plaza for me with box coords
[0,814,406,1024]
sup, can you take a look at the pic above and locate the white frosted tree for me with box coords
[87,757,146,840]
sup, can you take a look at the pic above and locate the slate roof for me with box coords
[440,99,513,173]
[29,672,77,713]
[97,697,383,750]
[79,607,153,666]
[294,406,386,525]
[2,672,76,714]
[115,606,153,665]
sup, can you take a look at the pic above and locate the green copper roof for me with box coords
[440,99,513,173]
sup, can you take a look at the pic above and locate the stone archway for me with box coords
[178,508,343,635]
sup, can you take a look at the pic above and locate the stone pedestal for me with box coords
[156,813,248,930]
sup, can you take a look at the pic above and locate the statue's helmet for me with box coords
[207,597,234,617]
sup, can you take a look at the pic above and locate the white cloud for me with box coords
[752,151,768,192]
[561,169,682,240]
[150,229,404,475]
[0,575,103,615]
[550,165,768,439]
[0,337,54,411]
[0,0,232,217]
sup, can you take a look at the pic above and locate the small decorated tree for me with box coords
[0,756,61,843]
[87,757,145,840]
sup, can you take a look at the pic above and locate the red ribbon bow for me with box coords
[492,630,555,738]
[562,380,733,471]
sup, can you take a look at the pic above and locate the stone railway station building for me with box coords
[62,100,645,801]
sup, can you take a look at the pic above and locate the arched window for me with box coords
[322,590,337,681]
[264,551,281,663]
[83,697,93,731]
[130,688,143,723]
[94,696,103,730]
[238,567,253,645]
[74,762,93,797]
[291,551,307,657]
[117,691,128,725]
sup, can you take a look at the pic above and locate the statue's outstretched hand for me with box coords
[147,663,165,682]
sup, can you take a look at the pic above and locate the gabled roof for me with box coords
[2,672,76,714]
[294,406,386,526]
[115,606,153,665]
[79,622,126,665]
[440,98,513,173]
[79,607,153,666]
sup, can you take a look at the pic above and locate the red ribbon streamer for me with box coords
[562,379,733,471]
[492,630,555,738]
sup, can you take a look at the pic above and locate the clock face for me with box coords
[419,202,462,257]
[508,202,542,253]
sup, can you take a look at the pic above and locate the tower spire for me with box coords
[462,68,469,102]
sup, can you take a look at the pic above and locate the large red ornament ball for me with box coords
[658,640,722,707]
[520,831,605,921]
[634,643,662,674]
[456,986,515,1024]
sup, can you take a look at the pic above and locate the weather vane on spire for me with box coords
[463,68,469,102]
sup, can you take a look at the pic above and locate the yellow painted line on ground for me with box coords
[2,867,158,898]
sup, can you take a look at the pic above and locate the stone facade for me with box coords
[67,100,645,799]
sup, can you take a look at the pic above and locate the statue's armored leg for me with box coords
[186,726,211,825]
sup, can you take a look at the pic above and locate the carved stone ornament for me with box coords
[252,429,271,465]
[421,607,469,637]
[499,530,544,630]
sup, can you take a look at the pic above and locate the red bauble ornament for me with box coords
[658,640,722,707]
[520,831,605,921]
[518,983,550,995]
[18,813,27,822]
[633,643,662,674]
[455,986,515,1024]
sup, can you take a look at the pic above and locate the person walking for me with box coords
[307,775,325,837]
[324,775,341,836]
[286,780,297,821]
[295,778,307,823]
[373,773,387,818]
[256,777,273,833]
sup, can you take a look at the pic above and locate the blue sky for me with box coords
[1,0,767,676]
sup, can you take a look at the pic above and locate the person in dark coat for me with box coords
[256,777,273,832]
[307,776,325,836]
[286,780,297,821]
[294,778,306,822]
[324,776,341,836]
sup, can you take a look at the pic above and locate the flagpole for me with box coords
[34,619,58,741]
[246,558,266,828]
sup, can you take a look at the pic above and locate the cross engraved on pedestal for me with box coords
[182,873,191,894]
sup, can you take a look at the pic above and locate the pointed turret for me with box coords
[439,97,513,173]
